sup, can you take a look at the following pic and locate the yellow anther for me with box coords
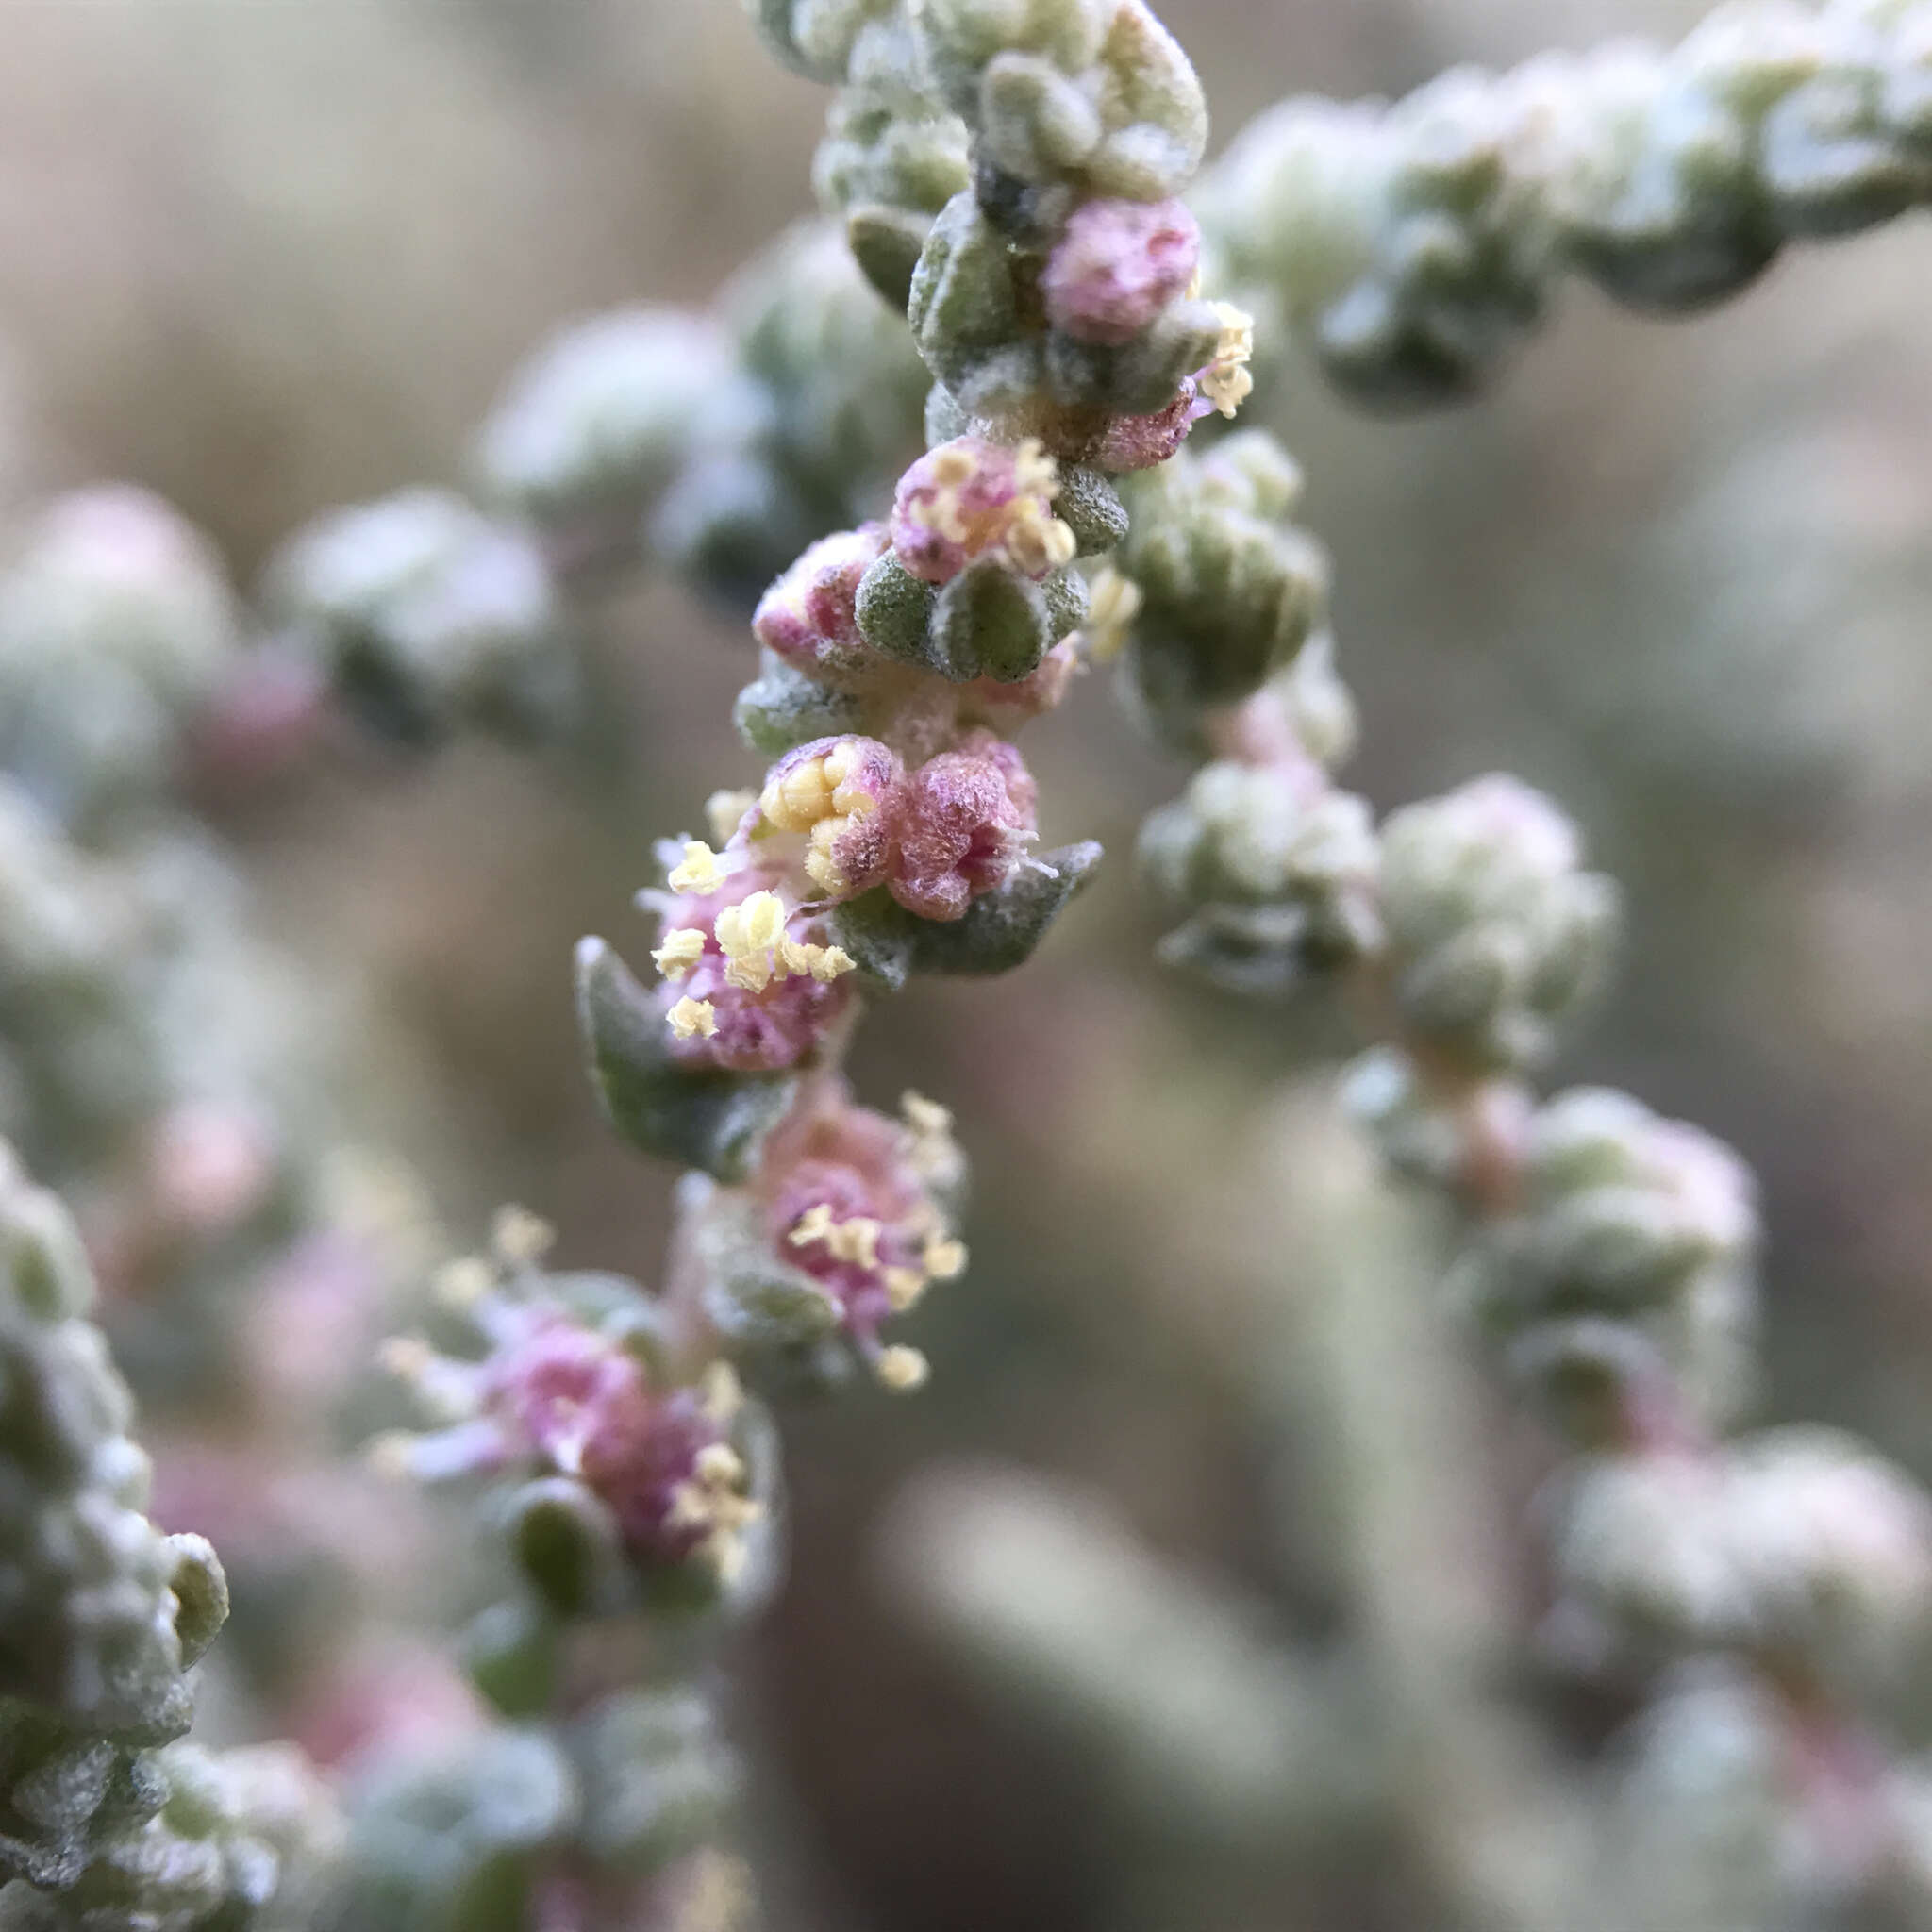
[653,927,708,980]
[668,996,719,1040]
[803,821,849,894]
[788,1203,836,1247]
[1005,504,1078,577]
[377,1335,434,1380]
[924,1235,968,1281]
[808,944,856,982]
[1201,302,1256,419]
[365,1431,418,1481]
[680,1850,758,1932]
[761,757,836,831]
[493,1205,557,1267]
[700,1360,743,1423]
[433,1256,493,1309]
[901,1091,953,1137]
[695,1441,746,1490]
[825,1216,883,1269]
[1012,437,1059,498]
[713,893,769,958]
[931,446,976,488]
[1079,565,1143,664]
[743,891,787,952]
[666,1481,714,1531]
[884,1266,927,1313]
[668,841,725,895]
[706,789,757,847]
[709,1529,750,1586]
[876,1345,930,1392]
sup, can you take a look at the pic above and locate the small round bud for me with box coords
[1042,197,1201,344]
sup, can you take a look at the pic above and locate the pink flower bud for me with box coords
[1042,197,1200,346]
[482,1320,644,1470]
[888,731,1037,922]
[890,439,1076,585]
[479,1314,742,1567]
[758,735,904,899]
[751,524,889,675]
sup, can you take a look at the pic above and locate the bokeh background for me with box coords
[3,1,1928,1927]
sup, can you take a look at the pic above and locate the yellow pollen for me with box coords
[653,927,708,980]
[884,1266,926,1312]
[901,1091,953,1137]
[808,944,856,982]
[365,1431,417,1481]
[680,1851,757,1932]
[924,1236,968,1281]
[706,789,758,846]
[1011,437,1059,498]
[492,1205,556,1267]
[1004,503,1078,578]
[788,1203,836,1247]
[715,891,786,958]
[695,1441,746,1489]
[825,1216,883,1269]
[930,447,976,487]
[668,841,725,894]
[700,1360,743,1423]
[1079,565,1143,663]
[668,996,719,1040]
[377,1335,434,1380]
[1201,302,1256,419]
[432,1256,492,1308]
[876,1345,930,1392]
[666,1481,714,1531]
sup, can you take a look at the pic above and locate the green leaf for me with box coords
[575,939,798,1183]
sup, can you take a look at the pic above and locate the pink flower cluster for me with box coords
[480,1316,730,1565]
[890,438,1075,585]
[758,1086,966,1356]
[384,1297,756,1576]
[1041,197,1200,346]
[759,728,1037,922]
[653,858,858,1074]
[751,519,1079,760]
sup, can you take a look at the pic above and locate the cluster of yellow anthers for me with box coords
[652,839,858,1043]
[784,1200,967,1316]
[667,1359,765,1584]
[758,741,883,895]
[1199,301,1256,419]
[911,436,1078,578]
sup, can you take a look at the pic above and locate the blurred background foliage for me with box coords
[2,1,1927,1926]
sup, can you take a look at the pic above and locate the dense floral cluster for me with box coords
[1127,419,1932,1923]
[5,0,1932,1926]
[0,1141,341,1924]
[1196,0,1932,405]
[379,1213,774,1598]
